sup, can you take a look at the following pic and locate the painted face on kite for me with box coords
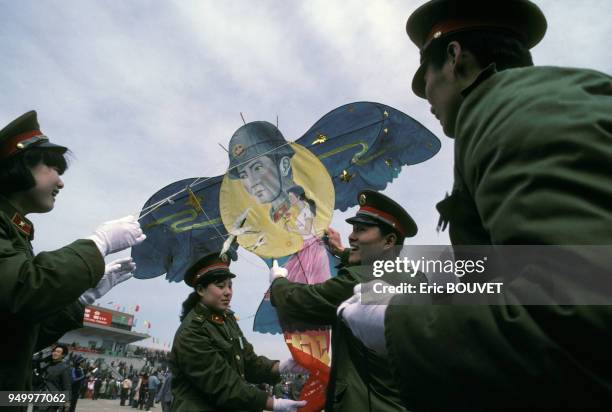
[236,155,282,204]
[288,191,299,206]
[220,143,334,258]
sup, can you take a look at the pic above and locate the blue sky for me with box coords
[2,0,610,358]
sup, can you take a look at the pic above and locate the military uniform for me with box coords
[271,190,416,412]
[0,112,105,395]
[272,267,406,412]
[382,1,612,410]
[169,252,280,412]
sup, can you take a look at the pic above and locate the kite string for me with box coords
[134,140,295,220]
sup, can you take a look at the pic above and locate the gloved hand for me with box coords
[88,215,146,256]
[337,283,389,355]
[279,358,309,375]
[269,259,287,283]
[79,257,136,305]
[273,398,307,412]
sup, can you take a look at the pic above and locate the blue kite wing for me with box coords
[131,176,227,282]
[295,101,441,211]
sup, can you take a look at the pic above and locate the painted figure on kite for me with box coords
[227,121,296,223]
[284,185,329,285]
[221,121,334,286]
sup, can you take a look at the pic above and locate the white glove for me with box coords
[79,257,136,305]
[270,259,288,283]
[273,398,307,412]
[279,359,309,375]
[337,283,389,355]
[88,215,146,256]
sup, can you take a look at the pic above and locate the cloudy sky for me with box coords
[2,1,610,359]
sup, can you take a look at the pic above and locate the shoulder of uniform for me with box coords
[0,210,11,229]
[182,308,206,327]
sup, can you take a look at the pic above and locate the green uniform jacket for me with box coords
[271,267,407,412]
[170,302,280,412]
[0,196,105,394]
[385,66,612,411]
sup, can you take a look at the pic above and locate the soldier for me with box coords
[0,110,146,393]
[339,0,612,410]
[270,189,417,412]
[169,251,307,412]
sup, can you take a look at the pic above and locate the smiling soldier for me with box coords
[0,110,146,394]
[270,189,417,412]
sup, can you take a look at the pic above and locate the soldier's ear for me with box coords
[383,232,397,249]
[279,156,291,177]
[446,41,463,69]
[447,41,476,80]
[196,285,206,297]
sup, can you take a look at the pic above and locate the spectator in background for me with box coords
[138,374,148,410]
[155,371,173,412]
[69,358,86,412]
[86,377,95,399]
[130,374,140,407]
[100,378,107,399]
[121,375,133,406]
[93,376,102,400]
[37,344,71,412]
[145,371,159,411]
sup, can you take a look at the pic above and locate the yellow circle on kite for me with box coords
[220,143,334,259]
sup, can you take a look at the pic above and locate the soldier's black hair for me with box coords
[54,343,69,357]
[180,292,200,322]
[378,223,405,246]
[0,147,69,196]
[179,272,233,322]
[423,30,533,73]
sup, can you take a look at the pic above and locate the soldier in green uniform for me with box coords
[169,251,307,412]
[339,0,612,410]
[0,110,146,395]
[270,189,417,412]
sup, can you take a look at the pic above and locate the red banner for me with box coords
[84,307,112,326]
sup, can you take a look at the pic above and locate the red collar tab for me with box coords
[11,213,33,237]
[0,130,48,160]
[358,205,406,237]
[209,313,225,324]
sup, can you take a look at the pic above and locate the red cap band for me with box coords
[194,262,230,284]
[359,205,406,236]
[0,129,45,159]
[423,18,518,50]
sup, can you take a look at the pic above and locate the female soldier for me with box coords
[170,251,307,412]
[0,110,145,392]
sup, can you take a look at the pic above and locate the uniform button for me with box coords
[235,355,241,361]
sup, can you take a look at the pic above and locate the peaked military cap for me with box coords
[184,251,236,288]
[227,121,295,179]
[346,189,417,238]
[407,0,547,98]
[0,111,67,161]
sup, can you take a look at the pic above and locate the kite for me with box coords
[132,101,440,411]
